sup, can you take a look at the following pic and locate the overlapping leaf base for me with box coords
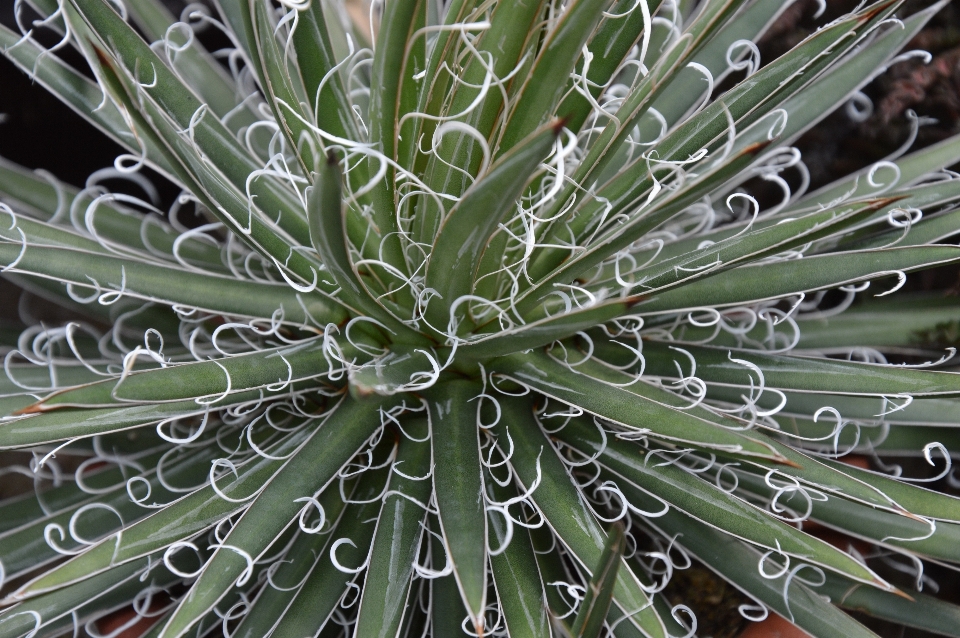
[3,0,960,636]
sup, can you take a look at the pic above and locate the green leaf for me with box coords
[496,0,615,156]
[638,339,960,397]
[816,456,960,523]
[0,439,220,583]
[307,152,422,341]
[0,444,162,534]
[24,338,333,411]
[521,139,770,307]
[607,197,895,294]
[0,557,160,638]
[640,157,960,269]
[554,0,746,208]
[570,522,625,638]
[251,0,316,176]
[529,0,901,281]
[733,469,960,565]
[556,418,893,589]
[156,396,391,637]
[634,0,789,132]
[851,205,960,251]
[487,479,552,638]
[10,418,320,599]
[431,547,473,637]
[65,0,313,247]
[500,397,668,638]
[425,121,561,330]
[645,506,883,638]
[354,426,432,638]
[231,478,353,638]
[422,0,548,200]
[734,438,907,515]
[348,344,446,397]
[123,0,257,131]
[425,380,487,630]
[0,157,226,270]
[269,458,395,638]
[291,0,360,142]
[363,0,425,269]
[818,572,960,637]
[732,0,941,153]
[476,196,890,355]
[557,0,663,134]
[70,24,332,300]
[635,246,960,314]
[795,133,960,214]
[0,222,341,326]
[494,350,786,460]
[0,22,178,178]
[400,0,474,175]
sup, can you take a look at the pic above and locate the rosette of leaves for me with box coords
[3,0,960,636]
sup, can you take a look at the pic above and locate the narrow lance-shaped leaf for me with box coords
[0,557,158,638]
[431,540,473,638]
[493,350,786,461]
[9,416,324,600]
[230,477,354,638]
[487,477,552,638]
[291,0,360,142]
[0,429,250,585]
[633,0,790,132]
[123,0,258,130]
[156,396,392,638]
[427,380,487,633]
[530,0,901,281]
[423,0,548,199]
[731,467,960,565]
[354,424,432,638]
[554,417,895,590]
[0,156,224,269]
[471,196,891,356]
[635,245,960,315]
[21,337,332,411]
[364,0,425,270]
[637,339,960,398]
[815,456,960,523]
[495,0,615,156]
[0,22,179,178]
[0,238,342,329]
[425,121,562,330]
[519,140,771,311]
[66,0,312,246]
[269,458,396,638]
[251,0,316,177]
[817,571,960,638]
[556,0,664,134]
[550,0,746,218]
[640,501,884,638]
[795,130,960,213]
[569,522,625,638]
[0,386,312,449]
[71,24,333,301]
[500,396,668,638]
[308,151,425,342]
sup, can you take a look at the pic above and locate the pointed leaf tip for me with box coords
[859,0,900,24]
[570,522,626,638]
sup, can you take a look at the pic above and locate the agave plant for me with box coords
[3,0,960,636]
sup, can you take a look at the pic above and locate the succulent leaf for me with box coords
[2,1,960,636]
